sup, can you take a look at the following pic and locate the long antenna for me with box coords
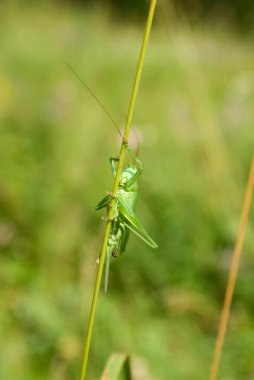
[66,62,140,160]
[66,62,123,138]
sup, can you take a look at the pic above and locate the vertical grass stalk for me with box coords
[79,1,157,379]
[209,154,254,380]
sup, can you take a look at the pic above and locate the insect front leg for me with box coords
[109,157,120,176]
[124,139,142,166]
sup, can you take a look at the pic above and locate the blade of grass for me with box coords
[79,1,157,379]
[208,154,254,380]
[100,353,132,380]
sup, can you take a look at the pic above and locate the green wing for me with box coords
[118,196,158,249]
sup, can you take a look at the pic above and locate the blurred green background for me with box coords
[1,1,254,379]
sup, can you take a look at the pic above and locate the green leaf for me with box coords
[100,353,132,380]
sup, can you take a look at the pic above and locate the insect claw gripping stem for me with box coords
[123,138,128,147]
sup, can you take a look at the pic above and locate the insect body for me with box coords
[66,65,158,291]
[95,154,158,292]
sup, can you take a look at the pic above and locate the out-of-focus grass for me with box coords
[0,3,254,380]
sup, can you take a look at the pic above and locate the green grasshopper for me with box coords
[95,146,158,292]
[67,63,158,292]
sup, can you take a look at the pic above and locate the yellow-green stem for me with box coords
[79,1,157,379]
[208,154,254,380]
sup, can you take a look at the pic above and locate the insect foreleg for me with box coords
[109,157,119,176]
[124,140,142,167]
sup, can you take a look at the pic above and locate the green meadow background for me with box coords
[1,2,254,379]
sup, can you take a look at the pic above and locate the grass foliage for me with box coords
[0,3,254,379]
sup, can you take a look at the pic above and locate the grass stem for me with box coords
[79,1,157,379]
[208,154,254,380]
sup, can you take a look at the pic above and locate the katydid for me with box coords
[95,147,158,291]
[67,63,158,292]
